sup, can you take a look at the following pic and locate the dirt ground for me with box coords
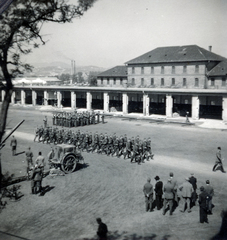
[0,104,227,240]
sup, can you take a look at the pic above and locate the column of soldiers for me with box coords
[34,126,154,164]
[52,111,101,128]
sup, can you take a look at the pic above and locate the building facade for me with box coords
[1,45,227,121]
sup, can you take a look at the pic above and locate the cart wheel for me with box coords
[61,154,77,173]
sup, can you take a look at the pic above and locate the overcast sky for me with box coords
[24,0,227,69]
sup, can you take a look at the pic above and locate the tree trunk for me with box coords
[0,87,12,191]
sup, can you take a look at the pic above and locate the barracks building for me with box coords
[1,45,227,121]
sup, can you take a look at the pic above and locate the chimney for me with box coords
[209,46,212,52]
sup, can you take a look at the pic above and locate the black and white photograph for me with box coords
[0,0,227,239]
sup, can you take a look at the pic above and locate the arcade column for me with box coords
[71,91,76,110]
[32,90,37,106]
[21,89,26,105]
[222,97,227,122]
[11,91,15,104]
[57,91,62,108]
[166,94,173,118]
[103,92,109,112]
[122,93,128,115]
[143,94,150,116]
[44,90,49,106]
[86,92,92,111]
[192,95,200,120]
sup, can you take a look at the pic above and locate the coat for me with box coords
[199,191,208,209]
[143,182,153,197]
[179,181,193,198]
[163,182,174,199]
[155,181,163,195]
[204,185,214,197]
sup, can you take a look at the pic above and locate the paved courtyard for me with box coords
[0,104,226,240]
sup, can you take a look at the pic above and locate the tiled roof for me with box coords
[208,61,227,76]
[97,66,127,77]
[125,45,227,64]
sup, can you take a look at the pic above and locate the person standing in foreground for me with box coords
[10,135,17,156]
[25,147,33,177]
[189,173,197,206]
[154,175,163,210]
[96,218,108,240]
[179,177,193,213]
[143,177,154,212]
[169,172,178,204]
[198,186,209,224]
[163,179,174,215]
[213,147,226,173]
[204,180,214,215]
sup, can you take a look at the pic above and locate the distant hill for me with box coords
[24,62,107,77]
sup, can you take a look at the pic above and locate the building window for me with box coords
[185,99,189,104]
[222,77,226,87]
[183,78,186,86]
[172,66,175,74]
[101,78,103,85]
[141,78,144,86]
[210,78,215,86]
[172,78,175,85]
[107,78,109,85]
[161,78,164,86]
[113,78,116,85]
[141,67,144,74]
[132,67,135,74]
[195,78,199,87]
[151,78,154,85]
[183,65,187,73]
[132,78,135,85]
[151,66,154,74]
[195,65,199,73]
[161,66,164,74]
[120,78,123,85]
[211,101,215,105]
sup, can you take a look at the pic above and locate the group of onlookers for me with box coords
[143,172,214,224]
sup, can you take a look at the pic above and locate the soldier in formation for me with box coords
[52,110,100,128]
[34,125,154,164]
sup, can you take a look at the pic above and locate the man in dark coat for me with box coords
[154,175,163,210]
[204,180,214,214]
[143,177,154,212]
[96,218,108,240]
[163,179,174,215]
[198,186,209,223]
[189,173,197,205]
[213,147,226,173]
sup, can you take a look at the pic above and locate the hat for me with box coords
[200,186,204,191]
[147,177,151,182]
[169,172,174,177]
[154,176,160,181]
[206,180,210,184]
[218,147,221,150]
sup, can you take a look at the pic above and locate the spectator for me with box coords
[179,177,193,213]
[163,179,174,216]
[189,173,197,206]
[31,164,43,194]
[198,186,209,224]
[10,135,17,156]
[143,177,154,212]
[154,175,163,210]
[25,147,34,177]
[204,180,214,214]
[96,218,108,240]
